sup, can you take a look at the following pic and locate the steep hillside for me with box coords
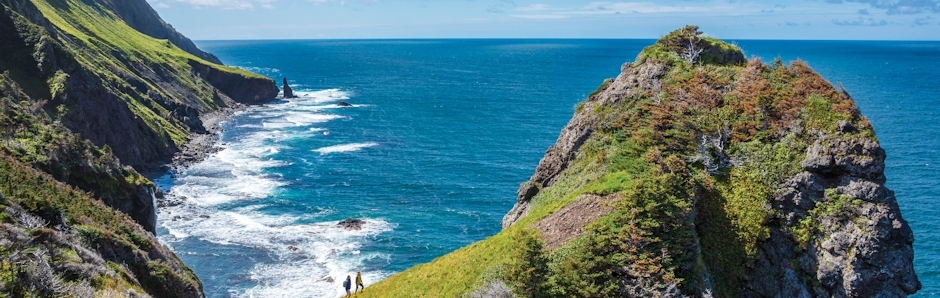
[0,0,278,232]
[1,0,278,169]
[363,26,920,297]
[0,0,279,295]
[0,75,201,297]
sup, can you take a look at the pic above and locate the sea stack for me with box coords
[283,77,297,98]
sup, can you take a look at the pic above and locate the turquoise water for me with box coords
[154,40,940,297]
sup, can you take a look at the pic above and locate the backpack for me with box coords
[343,279,349,288]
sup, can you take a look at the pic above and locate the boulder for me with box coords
[338,218,365,230]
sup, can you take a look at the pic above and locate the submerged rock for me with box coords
[338,218,365,230]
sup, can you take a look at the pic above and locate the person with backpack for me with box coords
[343,275,352,297]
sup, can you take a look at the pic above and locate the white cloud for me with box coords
[148,0,275,10]
[510,14,569,19]
[508,1,757,19]
[516,4,552,11]
[574,2,744,15]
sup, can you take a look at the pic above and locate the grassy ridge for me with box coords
[31,0,207,146]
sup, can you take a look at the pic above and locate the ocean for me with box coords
[153,39,940,297]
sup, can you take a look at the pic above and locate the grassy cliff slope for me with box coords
[1,0,278,168]
[0,0,279,295]
[361,26,920,297]
[0,0,278,232]
[0,75,201,297]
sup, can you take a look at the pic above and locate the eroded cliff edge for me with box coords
[363,26,919,297]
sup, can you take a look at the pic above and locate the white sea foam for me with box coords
[314,142,379,155]
[156,87,390,297]
[294,88,351,104]
[284,113,345,126]
[160,202,394,298]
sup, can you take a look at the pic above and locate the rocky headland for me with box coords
[362,26,920,297]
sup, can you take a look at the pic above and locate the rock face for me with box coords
[283,77,296,98]
[189,60,280,104]
[751,131,920,297]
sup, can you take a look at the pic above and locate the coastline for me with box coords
[143,103,250,178]
[142,101,259,208]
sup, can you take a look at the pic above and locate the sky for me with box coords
[146,0,940,40]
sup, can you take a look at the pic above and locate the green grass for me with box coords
[22,0,269,148]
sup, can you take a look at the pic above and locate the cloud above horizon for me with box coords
[504,1,758,19]
[147,0,275,10]
[826,0,940,14]
[832,17,891,25]
[147,0,940,40]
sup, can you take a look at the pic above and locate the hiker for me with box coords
[355,271,365,293]
[343,275,352,297]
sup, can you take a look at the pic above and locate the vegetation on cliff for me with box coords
[0,72,201,297]
[0,153,200,297]
[1,0,277,169]
[361,26,919,297]
[0,0,280,295]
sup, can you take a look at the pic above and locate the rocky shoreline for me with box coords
[141,103,248,178]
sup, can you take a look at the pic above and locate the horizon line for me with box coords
[193,37,940,42]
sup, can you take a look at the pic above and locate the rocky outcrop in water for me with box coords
[283,77,296,98]
[338,218,365,230]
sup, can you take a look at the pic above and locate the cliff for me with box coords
[0,0,278,295]
[0,75,201,297]
[362,26,920,297]
[0,0,277,230]
[0,0,278,169]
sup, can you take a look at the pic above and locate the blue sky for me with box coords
[146,0,940,40]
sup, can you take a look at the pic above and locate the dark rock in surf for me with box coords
[283,77,297,98]
[337,101,352,107]
[338,218,365,230]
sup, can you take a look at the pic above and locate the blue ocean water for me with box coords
[154,39,940,297]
